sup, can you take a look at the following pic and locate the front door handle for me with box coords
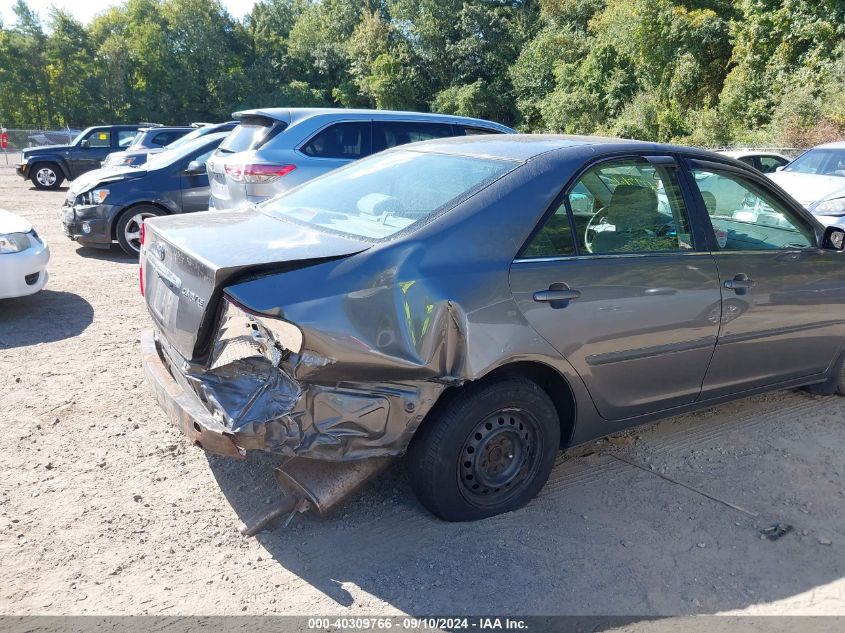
[533,283,581,308]
[724,273,755,295]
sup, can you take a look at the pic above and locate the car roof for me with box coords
[718,149,788,159]
[232,107,515,133]
[384,133,727,162]
[138,126,194,133]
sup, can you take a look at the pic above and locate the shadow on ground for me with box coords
[0,289,93,348]
[74,245,137,264]
[206,390,845,617]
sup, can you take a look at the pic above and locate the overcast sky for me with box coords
[0,0,259,27]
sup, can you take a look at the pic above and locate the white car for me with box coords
[768,141,845,226]
[0,209,50,299]
[717,149,791,174]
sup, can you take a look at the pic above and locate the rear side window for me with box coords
[372,121,455,153]
[301,122,371,159]
[218,117,282,153]
[692,168,814,250]
[118,130,138,146]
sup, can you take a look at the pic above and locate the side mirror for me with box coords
[822,226,845,250]
[184,160,206,175]
[775,165,785,172]
[80,140,89,149]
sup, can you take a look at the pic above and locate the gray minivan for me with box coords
[206,108,515,210]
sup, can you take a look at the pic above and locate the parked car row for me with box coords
[46,109,515,254]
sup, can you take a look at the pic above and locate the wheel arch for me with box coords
[425,360,578,449]
[480,361,577,448]
[30,158,69,180]
[109,201,172,240]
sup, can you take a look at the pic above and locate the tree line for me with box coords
[0,0,842,147]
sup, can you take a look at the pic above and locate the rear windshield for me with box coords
[167,126,208,149]
[218,117,283,153]
[784,148,845,176]
[261,149,516,240]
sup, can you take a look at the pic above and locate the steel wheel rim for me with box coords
[36,168,56,186]
[457,409,541,508]
[124,212,156,251]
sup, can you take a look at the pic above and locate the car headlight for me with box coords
[0,232,32,254]
[77,189,110,205]
[812,198,845,216]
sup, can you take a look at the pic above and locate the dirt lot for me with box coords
[1,165,844,618]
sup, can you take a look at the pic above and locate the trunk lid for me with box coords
[142,206,369,360]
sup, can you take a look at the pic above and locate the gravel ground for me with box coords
[1,165,844,618]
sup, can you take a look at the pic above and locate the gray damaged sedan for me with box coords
[140,135,845,524]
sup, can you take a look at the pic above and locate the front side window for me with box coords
[759,156,787,173]
[523,157,694,257]
[85,130,111,148]
[262,149,515,240]
[301,122,371,159]
[373,121,455,152]
[692,168,815,250]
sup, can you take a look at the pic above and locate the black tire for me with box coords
[407,376,560,522]
[836,360,845,396]
[30,163,64,190]
[115,206,164,256]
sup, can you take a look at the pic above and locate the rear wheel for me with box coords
[407,377,560,522]
[30,163,64,190]
[116,206,163,256]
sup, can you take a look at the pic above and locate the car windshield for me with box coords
[261,149,516,240]
[145,136,219,169]
[784,148,845,177]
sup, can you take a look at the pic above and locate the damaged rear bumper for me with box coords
[141,329,247,458]
[141,328,444,460]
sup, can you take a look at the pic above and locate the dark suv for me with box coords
[16,124,144,190]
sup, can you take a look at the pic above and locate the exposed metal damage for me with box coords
[145,291,465,462]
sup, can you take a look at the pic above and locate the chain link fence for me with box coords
[0,127,83,167]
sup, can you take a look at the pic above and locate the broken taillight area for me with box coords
[209,297,303,370]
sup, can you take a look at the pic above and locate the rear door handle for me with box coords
[533,289,582,302]
[724,273,755,295]
[533,284,581,308]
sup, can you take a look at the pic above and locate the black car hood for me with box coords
[23,144,73,155]
[68,166,147,196]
